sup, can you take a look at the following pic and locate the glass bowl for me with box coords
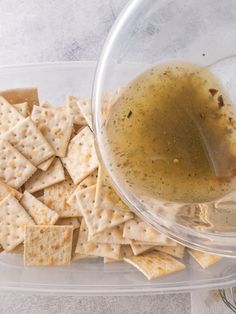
[93,0,236,256]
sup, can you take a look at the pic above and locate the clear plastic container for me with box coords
[93,0,236,256]
[0,62,236,294]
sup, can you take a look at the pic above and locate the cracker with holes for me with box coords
[62,126,99,184]
[25,158,65,193]
[123,217,169,244]
[75,185,133,235]
[20,191,59,225]
[0,96,24,134]
[0,194,34,251]
[13,102,30,117]
[154,244,185,259]
[95,167,131,213]
[3,117,55,166]
[43,175,80,217]
[77,98,92,128]
[75,218,120,259]
[66,96,87,125]
[31,105,73,157]
[124,251,185,280]
[88,224,131,245]
[0,139,36,189]
[67,169,98,212]
[187,249,222,269]
[0,87,39,111]
[0,181,22,201]
[24,225,73,266]
[104,244,134,263]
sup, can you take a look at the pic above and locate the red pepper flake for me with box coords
[217,95,225,108]
[209,88,218,97]
[127,111,133,118]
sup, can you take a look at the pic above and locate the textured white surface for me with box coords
[0,0,227,313]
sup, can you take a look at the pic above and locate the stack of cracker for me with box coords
[0,88,222,279]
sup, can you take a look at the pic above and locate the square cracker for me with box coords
[187,249,222,269]
[0,96,24,134]
[0,181,22,201]
[66,169,98,213]
[13,102,30,117]
[43,175,80,217]
[76,185,133,235]
[20,191,59,225]
[75,219,120,259]
[62,126,99,184]
[95,167,131,213]
[3,117,55,166]
[123,217,169,244]
[24,158,65,193]
[0,87,39,112]
[88,224,131,245]
[155,244,185,259]
[66,96,87,126]
[0,139,36,189]
[24,225,73,266]
[124,251,185,280]
[0,194,34,251]
[37,156,55,171]
[31,105,73,157]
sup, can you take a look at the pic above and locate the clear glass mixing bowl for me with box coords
[92,0,236,256]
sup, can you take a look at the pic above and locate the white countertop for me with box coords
[0,1,230,313]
